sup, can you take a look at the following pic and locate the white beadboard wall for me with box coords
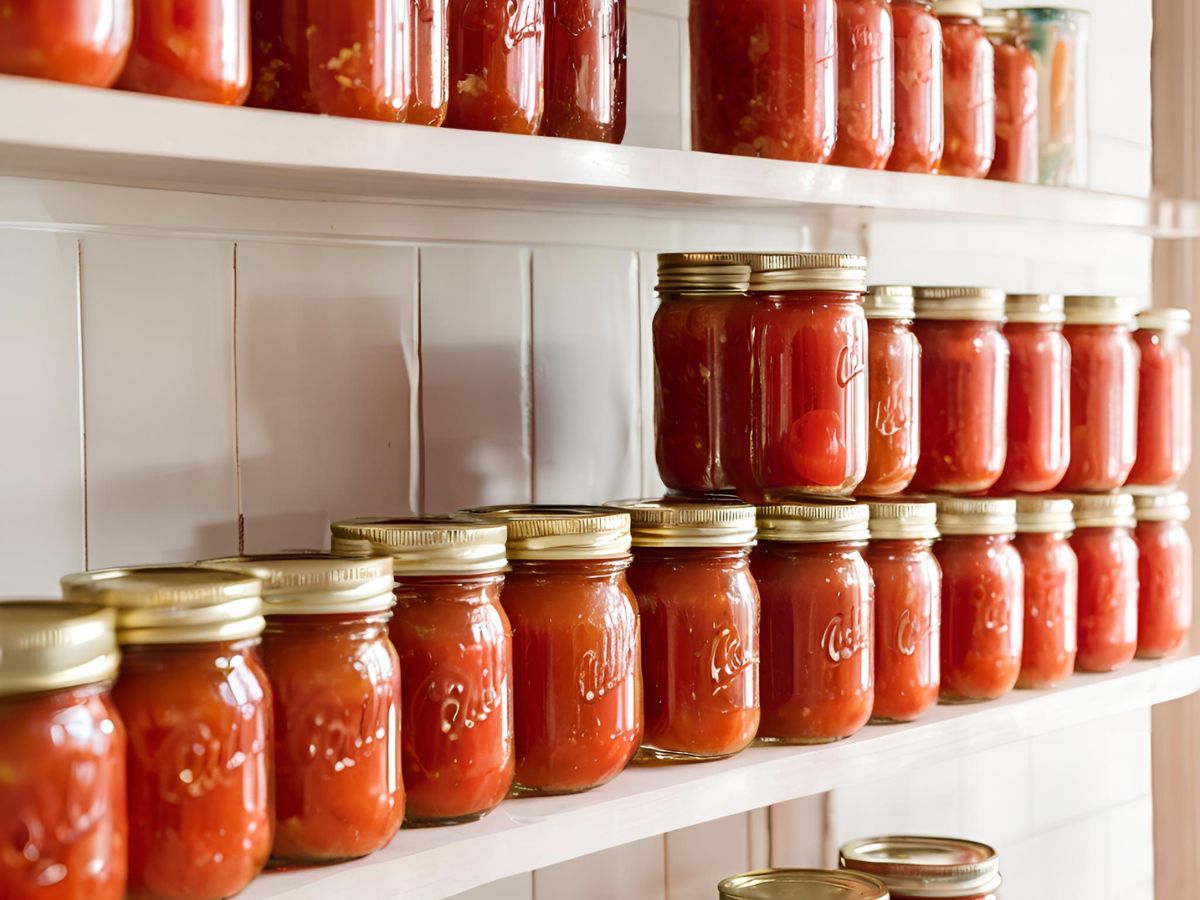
[0,0,1159,897]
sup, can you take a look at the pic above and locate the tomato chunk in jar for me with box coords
[541,0,627,142]
[1068,493,1139,673]
[831,0,895,170]
[1133,492,1192,660]
[889,0,944,173]
[937,0,995,178]
[446,0,544,133]
[1013,496,1077,689]
[0,0,132,87]
[1129,309,1192,487]
[861,285,920,496]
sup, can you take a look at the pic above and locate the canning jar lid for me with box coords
[1131,490,1190,523]
[757,502,871,544]
[606,497,757,548]
[469,506,633,560]
[864,285,915,320]
[913,287,1006,322]
[1063,295,1136,326]
[1005,293,1065,324]
[0,601,121,696]
[933,496,1017,536]
[656,252,752,296]
[840,836,1001,898]
[1014,495,1075,534]
[202,553,396,616]
[867,501,939,541]
[1064,492,1136,528]
[1137,307,1192,334]
[719,868,889,899]
[738,252,868,294]
[980,9,1022,37]
[934,0,983,17]
[60,566,265,646]
[330,516,508,577]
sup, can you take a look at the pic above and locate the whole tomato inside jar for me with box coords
[935,0,994,178]
[831,0,895,169]
[889,0,943,173]
[540,0,627,142]
[1013,495,1077,689]
[1129,308,1192,487]
[1068,492,1139,673]
[983,10,1038,183]
[0,0,133,86]
[861,285,921,496]
[446,0,545,133]
[841,835,1003,900]
[1132,491,1193,660]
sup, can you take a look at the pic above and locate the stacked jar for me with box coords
[840,836,1003,899]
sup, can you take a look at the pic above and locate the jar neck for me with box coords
[751,289,863,305]
[507,557,632,578]
[1015,530,1071,542]
[1073,524,1133,538]
[632,546,752,563]
[0,681,110,709]
[1063,322,1131,335]
[119,637,260,663]
[941,533,1014,547]
[867,316,914,331]
[393,572,504,603]
[264,610,391,637]
[868,538,935,552]
[1005,322,1062,334]
[757,540,867,557]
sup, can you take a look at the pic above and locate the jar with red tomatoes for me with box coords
[841,836,1002,900]
[541,0,626,142]
[0,602,126,900]
[469,506,642,794]
[911,287,1009,494]
[935,0,994,178]
[690,0,837,162]
[653,253,751,494]
[203,554,402,862]
[330,516,514,825]
[866,501,941,723]
[753,502,874,743]
[119,0,251,104]
[831,0,895,170]
[1013,495,1077,688]
[1129,308,1192,487]
[1133,491,1192,660]
[60,567,272,900]
[994,294,1070,493]
[410,0,450,125]
[446,0,544,133]
[1059,295,1139,492]
[1068,492,1139,673]
[933,496,1023,702]
[720,869,890,899]
[861,285,920,496]
[0,0,132,86]
[984,11,1038,184]
[889,0,943,173]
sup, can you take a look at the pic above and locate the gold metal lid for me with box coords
[202,553,396,616]
[757,502,871,543]
[606,497,757,548]
[0,602,120,696]
[1005,293,1065,325]
[719,869,889,900]
[868,502,939,541]
[60,567,265,646]
[656,252,751,296]
[913,287,1006,322]
[1132,490,1191,523]
[840,836,1001,898]
[1014,495,1075,534]
[738,252,868,294]
[1063,295,1136,327]
[330,516,508,577]
[934,0,983,17]
[469,506,633,560]
[864,285,915,320]
[1064,492,1136,529]
[980,9,1023,38]
[933,496,1017,536]
[1137,307,1192,334]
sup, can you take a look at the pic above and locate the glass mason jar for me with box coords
[653,253,751,494]
[753,503,874,744]
[1013,496,1077,689]
[60,568,272,900]
[861,285,921,496]
[865,502,941,724]
[0,603,126,900]
[1129,308,1192,487]
[889,0,943,174]
[841,836,1002,900]
[410,0,450,126]
[911,287,1009,494]
[1133,491,1192,660]
[934,497,1023,702]
[984,11,1038,184]
[540,0,627,142]
[203,554,403,863]
[0,0,132,86]
[1068,493,1139,673]
[936,0,994,178]
[720,869,890,900]
[1023,7,1089,187]
[118,0,250,104]
[470,506,642,795]
[330,516,514,825]
[689,0,837,162]
[1059,296,1139,492]
[831,0,895,170]
[994,294,1070,493]
[446,0,544,133]
[610,498,760,762]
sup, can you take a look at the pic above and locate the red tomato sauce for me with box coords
[862,316,920,495]
[995,320,1070,493]
[888,0,943,173]
[939,13,994,177]
[446,0,544,133]
[831,0,895,169]
[1013,531,1077,688]
[1129,318,1192,486]
[541,0,626,142]
[1072,525,1139,673]
[987,21,1038,183]
[0,0,132,86]
[1135,514,1193,660]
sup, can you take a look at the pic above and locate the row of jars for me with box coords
[692,1,1089,185]
[0,0,627,140]
[1,493,1189,899]
[654,252,1193,502]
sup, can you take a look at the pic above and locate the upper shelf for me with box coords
[0,75,1185,232]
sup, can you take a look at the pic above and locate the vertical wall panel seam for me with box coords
[231,241,245,553]
[75,237,89,568]
[527,249,538,503]
[415,246,427,515]
[633,250,648,497]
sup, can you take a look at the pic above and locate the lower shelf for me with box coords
[242,655,1200,900]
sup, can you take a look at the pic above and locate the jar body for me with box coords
[626,547,760,761]
[0,685,127,900]
[1059,324,1139,491]
[391,574,514,824]
[911,318,1008,493]
[446,0,544,133]
[939,14,994,178]
[995,322,1070,493]
[261,614,403,862]
[248,0,311,110]
[861,317,920,495]
[0,0,132,86]
[1135,519,1193,659]
[410,0,450,125]
[501,559,643,794]
[752,541,874,743]
[988,36,1038,183]
[114,640,272,900]
[1071,526,1139,672]
[1026,8,1088,187]
[119,0,250,104]
[541,0,627,142]
[937,534,1023,702]
[1014,532,1077,688]
[888,0,943,173]
[831,0,895,169]
[865,539,940,723]
[689,0,837,162]
[1129,328,1192,486]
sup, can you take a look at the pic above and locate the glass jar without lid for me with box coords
[936,0,995,178]
[889,0,944,173]
[831,0,896,170]
[861,285,921,496]
[1067,493,1139,673]
[1129,308,1192,487]
[984,11,1038,184]
[541,0,627,142]
[1013,495,1077,689]
[840,835,1002,899]
[446,0,544,133]
[1132,491,1192,660]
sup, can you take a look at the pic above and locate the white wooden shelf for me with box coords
[240,656,1200,900]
